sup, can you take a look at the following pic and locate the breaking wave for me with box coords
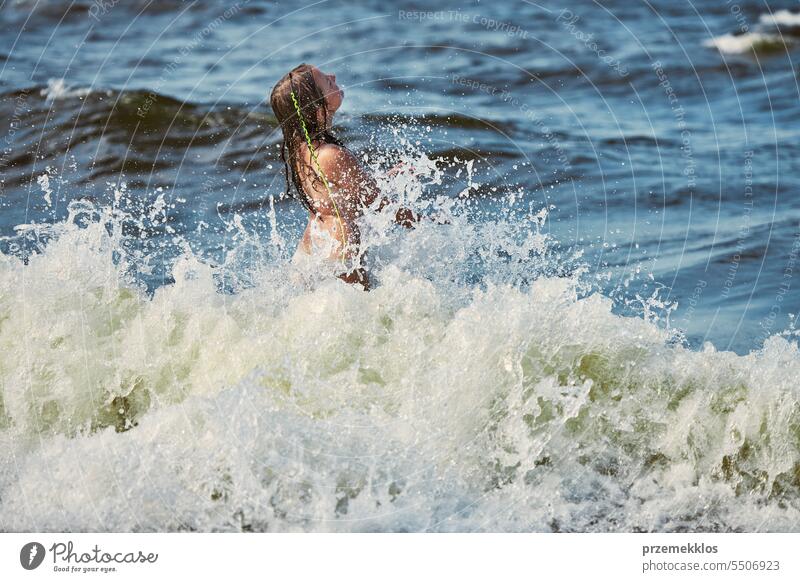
[1,163,799,532]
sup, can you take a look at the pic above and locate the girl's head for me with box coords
[270,64,344,211]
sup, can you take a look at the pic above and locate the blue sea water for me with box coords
[1,0,799,532]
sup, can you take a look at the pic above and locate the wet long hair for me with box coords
[269,63,344,214]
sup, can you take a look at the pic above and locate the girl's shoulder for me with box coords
[315,144,365,186]
[315,142,351,166]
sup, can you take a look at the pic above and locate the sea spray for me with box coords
[2,263,799,531]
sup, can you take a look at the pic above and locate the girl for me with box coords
[270,63,417,290]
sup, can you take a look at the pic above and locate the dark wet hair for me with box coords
[269,63,343,214]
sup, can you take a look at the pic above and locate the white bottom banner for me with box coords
[1,533,797,581]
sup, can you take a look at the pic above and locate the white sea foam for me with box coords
[40,78,95,101]
[760,9,800,28]
[0,158,799,532]
[703,32,787,54]
[706,9,800,55]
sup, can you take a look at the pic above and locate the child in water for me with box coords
[269,63,418,290]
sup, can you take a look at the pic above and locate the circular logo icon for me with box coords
[20,542,46,570]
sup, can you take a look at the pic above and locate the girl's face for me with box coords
[312,66,343,114]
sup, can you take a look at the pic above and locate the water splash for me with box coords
[1,137,799,532]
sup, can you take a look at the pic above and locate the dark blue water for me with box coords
[1,0,799,351]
